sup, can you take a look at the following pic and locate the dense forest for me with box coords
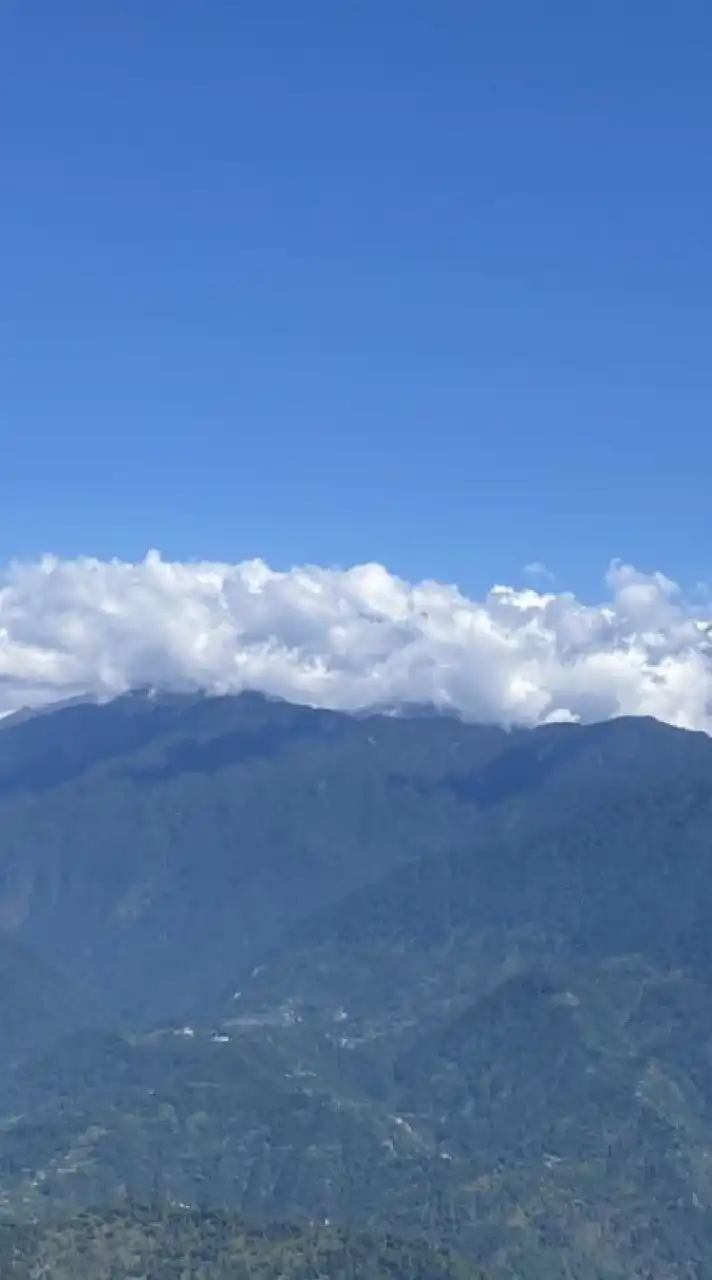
[0,1207,478,1279]
[2,692,712,1275]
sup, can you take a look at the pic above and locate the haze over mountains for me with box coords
[2,690,712,1275]
[1,688,712,1024]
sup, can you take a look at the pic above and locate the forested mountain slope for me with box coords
[0,1206,477,1280]
[0,936,99,1079]
[3,694,712,1276]
[1,691,710,1022]
[0,691,504,1021]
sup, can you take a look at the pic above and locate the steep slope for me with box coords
[3,700,712,1274]
[0,935,100,1079]
[0,690,506,1021]
[1,691,711,1023]
[279,715,712,973]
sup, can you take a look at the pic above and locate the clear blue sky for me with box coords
[2,1,711,597]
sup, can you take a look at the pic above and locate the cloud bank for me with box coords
[1,552,712,731]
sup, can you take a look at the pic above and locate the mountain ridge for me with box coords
[1,693,711,1025]
[2,693,712,1275]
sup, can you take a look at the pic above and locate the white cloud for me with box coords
[1,551,712,731]
[523,561,555,582]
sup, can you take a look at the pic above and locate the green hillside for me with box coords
[2,695,712,1275]
[0,1206,477,1279]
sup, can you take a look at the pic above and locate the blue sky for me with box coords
[2,1,711,597]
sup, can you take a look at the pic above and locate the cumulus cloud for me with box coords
[1,552,712,731]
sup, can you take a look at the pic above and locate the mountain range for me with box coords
[1,691,712,1276]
